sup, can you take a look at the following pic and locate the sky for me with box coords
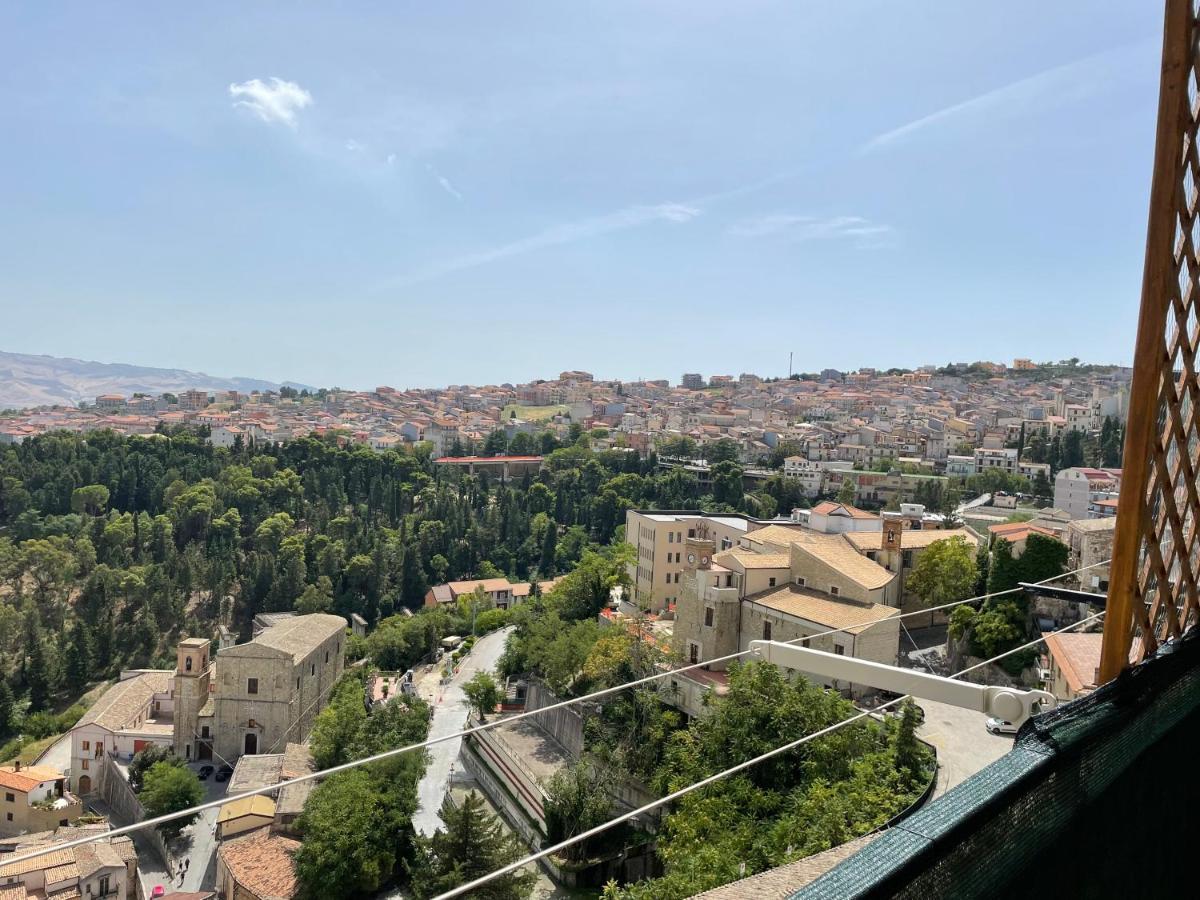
[0,2,1164,389]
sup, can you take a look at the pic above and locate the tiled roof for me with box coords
[713,550,791,570]
[746,584,899,634]
[790,532,894,590]
[0,847,76,877]
[219,829,300,900]
[0,764,64,793]
[241,614,346,661]
[75,671,172,731]
[843,527,979,552]
[1044,631,1103,695]
[812,501,878,519]
[217,795,276,824]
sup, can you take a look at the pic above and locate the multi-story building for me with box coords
[626,510,773,610]
[672,529,900,700]
[974,447,1018,476]
[680,373,705,390]
[781,456,826,497]
[69,671,174,794]
[0,824,138,899]
[1067,517,1116,595]
[1054,467,1122,520]
[0,764,82,836]
[179,388,211,410]
[174,614,346,764]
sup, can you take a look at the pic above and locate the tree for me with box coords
[986,539,1020,594]
[0,679,13,738]
[1062,429,1085,469]
[410,791,537,900]
[462,671,502,722]
[140,761,205,838]
[539,520,558,576]
[710,460,744,508]
[836,477,857,505]
[70,484,110,517]
[296,575,334,614]
[26,632,52,713]
[129,744,185,791]
[703,439,739,464]
[1017,533,1068,585]
[905,537,978,608]
[64,621,94,693]
[543,760,613,862]
[892,700,925,788]
[294,769,405,899]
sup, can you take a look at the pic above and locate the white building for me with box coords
[1054,467,1122,520]
[781,457,826,497]
[974,447,1018,476]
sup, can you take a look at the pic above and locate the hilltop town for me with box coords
[0,356,1125,900]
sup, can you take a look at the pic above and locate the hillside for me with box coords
[0,349,312,410]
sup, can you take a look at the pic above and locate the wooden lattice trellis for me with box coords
[1100,0,1200,680]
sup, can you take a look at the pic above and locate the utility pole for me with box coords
[789,351,793,378]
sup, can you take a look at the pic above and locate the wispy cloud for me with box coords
[426,164,463,201]
[345,139,363,151]
[229,77,313,129]
[386,202,700,288]
[729,214,892,246]
[860,41,1147,153]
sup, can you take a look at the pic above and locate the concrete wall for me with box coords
[96,753,172,875]
[525,680,588,757]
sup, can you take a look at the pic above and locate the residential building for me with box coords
[1067,517,1116,594]
[1042,631,1103,701]
[423,576,564,611]
[215,828,299,900]
[0,765,82,837]
[672,530,900,699]
[626,510,769,610]
[986,521,1063,557]
[69,671,174,794]
[974,447,1018,476]
[806,501,881,535]
[781,457,826,497]
[1013,358,1037,370]
[0,825,138,900]
[1053,467,1122,520]
[681,373,704,390]
[174,614,346,764]
[179,389,211,410]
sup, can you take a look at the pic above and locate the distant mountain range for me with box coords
[0,350,314,411]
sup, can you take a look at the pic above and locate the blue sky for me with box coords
[0,2,1161,388]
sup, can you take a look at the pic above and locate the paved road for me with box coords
[916,699,1012,797]
[412,627,512,837]
[34,732,71,772]
[84,795,172,897]
[173,768,227,894]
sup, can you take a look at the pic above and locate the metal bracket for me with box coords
[749,640,1057,726]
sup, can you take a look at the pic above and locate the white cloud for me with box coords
[387,202,700,287]
[425,164,463,201]
[229,77,313,128]
[729,214,892,245]
[386,153,397,165]
[345,139,362,151]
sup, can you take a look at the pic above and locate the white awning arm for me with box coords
[749,640,1056,726]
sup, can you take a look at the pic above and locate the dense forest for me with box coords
[0,426,787,740]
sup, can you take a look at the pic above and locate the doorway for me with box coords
[244,732,258,755]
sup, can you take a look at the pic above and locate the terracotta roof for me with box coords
[746,584,900,634]
[745,524,811,549]
[812,501,878,520]
[218,830,300,900]
[444,578,514,595]
[217,795,277,825]
[987,522,1060,543]
[73,840,123,877]
[0,764,65,793]
[75,671,172,731]
[1044,631,1103,695]
[43,860,80,882]
[0,847,76,877]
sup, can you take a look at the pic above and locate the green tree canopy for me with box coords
[140,761,205,838]
[905,536,979,607]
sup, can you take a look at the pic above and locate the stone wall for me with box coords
[525,680,589,757]
[96,753,173,873]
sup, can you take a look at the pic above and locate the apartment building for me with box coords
[626,510,774,610]
[680,373,705,390]
[0,764,82,837]
[174,614,346,764]
[781,456,826,497]
[423,576,563,610]
[1042,632,1103,702]
[1054,467,1122,520]
[974,447,1018,475]
[672,532,900,700]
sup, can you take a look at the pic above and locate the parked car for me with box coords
[986,717,1018,735]
[151,887,166,898]
[215,764,234,782]
[197,765,214,780]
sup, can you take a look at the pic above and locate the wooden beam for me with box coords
[1099,0,1195,682]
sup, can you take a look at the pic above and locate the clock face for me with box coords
[701,556,709,565]
[688,553,696,564]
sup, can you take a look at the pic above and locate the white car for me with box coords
[986,717,1018,735]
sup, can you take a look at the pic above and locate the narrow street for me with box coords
[412,626,512,837]
[916,699,1012,797]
